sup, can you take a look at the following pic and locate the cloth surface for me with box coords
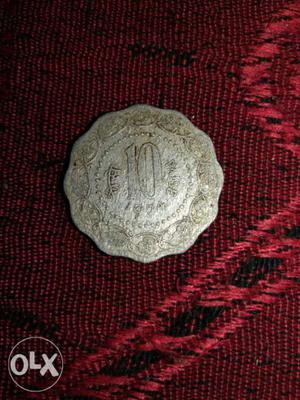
[1,0,299,399]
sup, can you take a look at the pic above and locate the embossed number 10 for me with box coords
[126,142,162,199]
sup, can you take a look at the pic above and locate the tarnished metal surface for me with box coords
[64,105,223,263]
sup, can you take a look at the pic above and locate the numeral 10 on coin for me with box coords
[125,142,162,199]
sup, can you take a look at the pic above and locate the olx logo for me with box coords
[10,351,59,376]
[8,337,63,392]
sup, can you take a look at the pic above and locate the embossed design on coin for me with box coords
[64,105,223,263]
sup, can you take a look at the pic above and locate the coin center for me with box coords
[90,128,196,234]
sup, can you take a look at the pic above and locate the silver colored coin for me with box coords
[64,105,223,263]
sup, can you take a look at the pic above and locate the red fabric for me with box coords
[1,0,299,399]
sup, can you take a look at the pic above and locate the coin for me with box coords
[64,105,223,263]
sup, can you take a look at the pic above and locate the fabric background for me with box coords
[1,0,299,399]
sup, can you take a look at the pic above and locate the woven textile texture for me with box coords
[1,0,300,399]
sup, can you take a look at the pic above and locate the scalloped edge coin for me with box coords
[64,105,224,263]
